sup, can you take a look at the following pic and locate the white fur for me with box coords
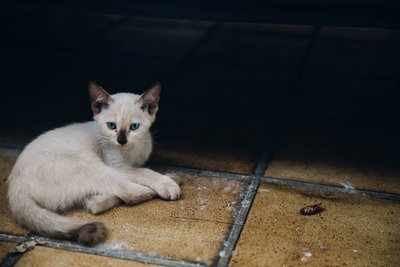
[7,88,180,242]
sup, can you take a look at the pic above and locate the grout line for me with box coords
[252,135,278,178]
[149,163,253,181]
[214,179,260,267]
[0,234,28,267]
[214,138,274,267]
[0,253,24,267]
[0,234,26,243]
[262,177,400,202]
[0,233,207,267]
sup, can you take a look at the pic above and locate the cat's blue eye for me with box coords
[107,122,117,130]
[130,123,140,131]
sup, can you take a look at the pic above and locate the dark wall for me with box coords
[1,2,399,139]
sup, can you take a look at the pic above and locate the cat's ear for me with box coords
[88,81,111,114]
[140,82,161,115]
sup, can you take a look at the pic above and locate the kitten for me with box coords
[7,81,180,246]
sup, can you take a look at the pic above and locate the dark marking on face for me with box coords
[117,129,127,145]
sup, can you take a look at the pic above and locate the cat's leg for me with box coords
[94,165,158,205]
[113,181,158,205]
[84,195,121,215]
[90,183,157,211]
[121,168,180,200]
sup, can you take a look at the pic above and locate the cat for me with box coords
[7,81,180,246]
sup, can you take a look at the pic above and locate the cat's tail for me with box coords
[9,197,107,246]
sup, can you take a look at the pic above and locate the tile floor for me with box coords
[1,118,399,266]
[1,4,399,266]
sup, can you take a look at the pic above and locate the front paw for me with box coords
[154,176,181,200]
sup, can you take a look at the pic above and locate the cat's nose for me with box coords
[117,138,127,145]
[117,137,127,145]
[117,130,127,145]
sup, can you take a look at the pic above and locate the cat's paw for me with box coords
[154,176,181,200]
[85,198,106,215]
[84,195,119,215]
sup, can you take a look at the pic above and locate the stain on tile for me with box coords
[231,184,400,266]
[16,246,153,267]
[64,174,246,264]
[265,122,400,194]
[0,152,28,236]
[0,242,15,262]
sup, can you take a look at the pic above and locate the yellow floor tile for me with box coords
[265,125,400,194]
[15,246,153,267]
[231,184,400,266]
[0,241,15,262]
[0,152,29,236]
[66,174,245,264]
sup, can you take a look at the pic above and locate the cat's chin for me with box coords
[116,143,132,148]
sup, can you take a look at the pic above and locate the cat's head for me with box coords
[88,81,160,147]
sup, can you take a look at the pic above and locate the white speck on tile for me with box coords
[353,249,358,253]
[338,180,355,190]
[199,199,207,210]
[224,182,237,192]
[259,188,270,193]
[301,251,312,262]
[241,199,251,208]
[97,241,132,251]
[219,250,226,257]
[212,179,221,188]
[121,223,132,232]
[147,252,158,257]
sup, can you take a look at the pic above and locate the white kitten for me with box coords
[7,82,180,246]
